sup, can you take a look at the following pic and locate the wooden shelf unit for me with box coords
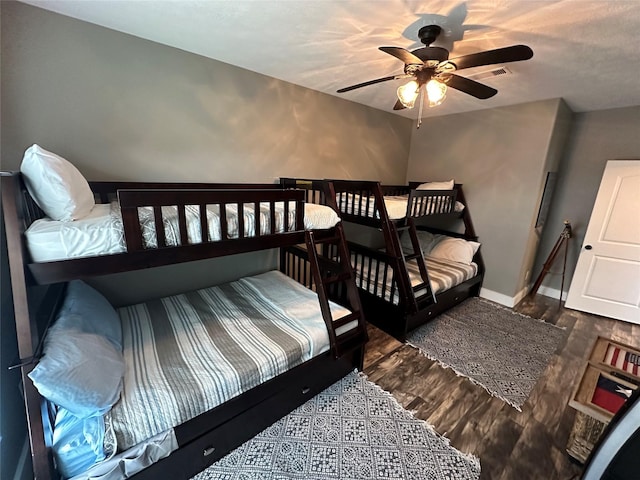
[567,336,640,463]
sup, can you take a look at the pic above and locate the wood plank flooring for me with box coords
[362,295,640,480]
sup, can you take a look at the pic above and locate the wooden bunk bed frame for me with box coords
[2,172,368,480]
[281,178,485,341]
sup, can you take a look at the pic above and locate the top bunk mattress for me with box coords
[25,201,340,262]
[336,193,464,221]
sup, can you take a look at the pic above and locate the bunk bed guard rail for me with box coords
[117,188,305,252]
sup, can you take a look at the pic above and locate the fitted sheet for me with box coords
[25,202,340,262]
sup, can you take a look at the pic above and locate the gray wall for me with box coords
[406,98,569,301]
[519,100,573,297]
[533,106,640,294]
[88,250,279,307]
[1,1,412,183]
[0,0,413,302]
[0,3,413,475]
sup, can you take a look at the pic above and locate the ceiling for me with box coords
[19,0,640,119]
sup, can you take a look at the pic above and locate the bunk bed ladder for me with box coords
[396,218,437,305]
[305,224,368,359]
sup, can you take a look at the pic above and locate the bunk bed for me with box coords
[281,178,484,341]
[3,159,367,480]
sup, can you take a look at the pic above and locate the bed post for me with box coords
[1,174,55,479]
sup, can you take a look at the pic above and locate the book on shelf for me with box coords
[591,375,633,414]
[603,344,640,377]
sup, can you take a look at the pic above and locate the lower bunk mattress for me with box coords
[352,255,478,305]
[51,270,354,479]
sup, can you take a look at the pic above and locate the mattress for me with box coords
[109,270,354,451]
[353,254,478,304]
[25,201,340,262]
[336,193,464,221]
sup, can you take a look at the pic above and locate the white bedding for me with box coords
[336,193,464,221]
[25,202,340,262]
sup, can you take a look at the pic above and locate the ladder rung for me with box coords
[416,292,437,305]
[333,311,361,329]
[412,282,428,292]
[316,257,341,270]
[323,271,352,285]
[314,234,341,244]
[334,330,368,355]
[336,328,366,346]
[404,253,421,261]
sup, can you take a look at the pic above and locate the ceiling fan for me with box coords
[337,25,533,115]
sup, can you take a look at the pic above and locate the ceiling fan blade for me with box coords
[393,99,406,110]
[379,46,424,65]
[447,45,533,71]
[336,75,409,93]
[440,73,497,99]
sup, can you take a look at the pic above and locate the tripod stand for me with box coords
[529,220,572,304]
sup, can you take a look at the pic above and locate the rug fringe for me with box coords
[356,370,483,470]
[404,344,524,412]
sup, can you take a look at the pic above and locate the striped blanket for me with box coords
[353,255,478,304]
[109,270,351,451]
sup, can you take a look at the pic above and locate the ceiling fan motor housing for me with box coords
[411,46,449,64]
[411,25,449,67]
[418,25,442,46]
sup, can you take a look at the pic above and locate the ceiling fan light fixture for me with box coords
[426,79,447,107]
[336,24,534,115]
[397,80,420,108]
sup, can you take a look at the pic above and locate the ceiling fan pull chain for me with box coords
[417,86,424,129]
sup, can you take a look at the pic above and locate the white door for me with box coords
[565,160,640,324]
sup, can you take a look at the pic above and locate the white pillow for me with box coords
[20,144,95,221]
[428,237,480,265]
[416,179,454,191]
[28,327,125,418]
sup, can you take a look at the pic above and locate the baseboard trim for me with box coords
[480,286,567,309]
[537,285,568,301]
[479,288,516,308]
[512,286,530,306]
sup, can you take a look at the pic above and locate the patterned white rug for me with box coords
[193,371,480,480]
[407,297,566,411]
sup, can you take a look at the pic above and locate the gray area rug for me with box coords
[193,371,480,480]
[407,297,566,411]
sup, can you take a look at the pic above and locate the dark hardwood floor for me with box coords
[362,294,640,480]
